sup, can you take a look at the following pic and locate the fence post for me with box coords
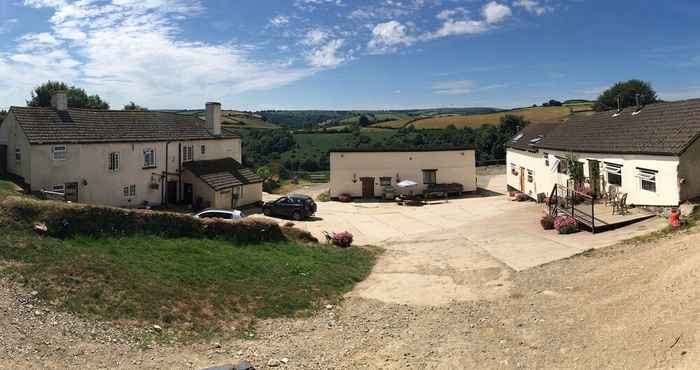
[591,200,595,233]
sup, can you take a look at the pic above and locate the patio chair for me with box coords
[605,185,618,207]
[613,193,628,215]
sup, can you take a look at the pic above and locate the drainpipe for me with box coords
[178,143,182,203]
[163,141,170,205]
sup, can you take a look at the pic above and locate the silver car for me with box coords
[194,209,245,221]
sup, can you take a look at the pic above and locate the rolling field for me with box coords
[412,105,593,129]
[370,103,595,130]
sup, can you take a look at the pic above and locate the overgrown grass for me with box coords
[0,178,21,198]
[0,227,376,333]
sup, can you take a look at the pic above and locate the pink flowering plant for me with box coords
[554,215,579,234]
[332,231,354,248]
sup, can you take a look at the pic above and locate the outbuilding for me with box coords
[506,98,700,207]
[329,147,477,199]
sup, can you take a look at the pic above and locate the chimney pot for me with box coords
[51,91,68,111]
[205,102,222,136]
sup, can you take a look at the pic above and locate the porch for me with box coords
[548,184,657,233]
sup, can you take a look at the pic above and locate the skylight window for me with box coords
[511,133,524,143]
[529,135,544,144]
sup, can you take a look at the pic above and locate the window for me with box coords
[510,163,519,176]
[183,145,194,162]
[422,169,437,185]
[143,149,156,168]
[108,152,120,172]
[544,152,549,167]
[511,133,524,143]
[201,145,206,155]
[52,184,65,194]
[638,168,657,192]
[380,177,392,186]
[123,184,136,197]
[199,211,232,220]
[15,148,21,164]
[605,162,623,186]
[556,157,567,174]
[52,145,66,160]
[527,170,534,183]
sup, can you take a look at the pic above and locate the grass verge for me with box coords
[0,213,377,336]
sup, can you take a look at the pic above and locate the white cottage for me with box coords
[506,98,700,207]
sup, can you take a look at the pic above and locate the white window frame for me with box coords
[143,148,156,169]
[183,145,194,162]
[380,177,392,187]
[605,162,623,186]
[422,169,437,185]
[637,168,657,193]
[123,184,136,198]
[108,152,120,173]
[15,148,21,163]
[527,169,534,183]
[52,145,66,161]
[52,184,65,194]
[201,144,206,155]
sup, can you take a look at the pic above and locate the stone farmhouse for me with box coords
[0,92,262,209]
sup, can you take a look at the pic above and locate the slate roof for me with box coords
[506,122,562,152]
[528,99,700,156]
[329,146,475,153]
[183,158,262,191]
[9,106,240,145]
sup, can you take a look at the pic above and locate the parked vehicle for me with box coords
[194,209,245,221]
[263,194,317,220]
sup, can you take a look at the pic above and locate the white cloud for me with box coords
[436,8,467,21]
[482,1,512,24]
[367,21,414,54]
[513,0,552,16]
[2,0,313,108]
[305,39,346,68]
[430,19,488,38]
[303,29,328,46]
[432,80,478,95]
[269,15,290,27]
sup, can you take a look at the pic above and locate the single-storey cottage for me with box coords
[329,147,477,199]
[0,92,262,209]
[506,98,700,207]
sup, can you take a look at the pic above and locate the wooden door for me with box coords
[167,181,177,204]
[183,183,194,205]
[519,167,526,192]
[361,177,375,198]
[65,182,79,202]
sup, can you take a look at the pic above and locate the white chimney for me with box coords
[51,91,68,111]
[205,102,222,136]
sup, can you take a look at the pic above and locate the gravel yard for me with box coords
[3,226,700,369]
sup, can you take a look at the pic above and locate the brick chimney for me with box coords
[50,91,68,111]
[205,102,222,136]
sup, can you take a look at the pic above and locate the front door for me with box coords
[183,183,194,205]
[519,167,526,192]
[361,177,375,198]
[167,181,177,204]
[65,182,79,202]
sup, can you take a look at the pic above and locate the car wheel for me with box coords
[292,211,302,221]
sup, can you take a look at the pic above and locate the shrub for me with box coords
[558,223,579,235]
[554,215,579,234]
[540,214,555,230]
[316,191,330,202]
[1,197,285,244]
[515,192,529,202]
[331,231,353,248]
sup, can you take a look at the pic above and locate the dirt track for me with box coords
[3,225,700,369]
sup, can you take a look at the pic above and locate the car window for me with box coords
[200,212,231,219]
[277,197,290,204]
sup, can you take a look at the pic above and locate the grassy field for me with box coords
[172,110,280,129]
[410,105,594,129]
[0,179,20,198]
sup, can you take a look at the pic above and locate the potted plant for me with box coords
[331,231,354,248]
[554,215,579,234]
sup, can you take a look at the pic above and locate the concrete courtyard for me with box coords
[260,174,667,306]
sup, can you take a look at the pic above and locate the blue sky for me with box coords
[0,0,699,110]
